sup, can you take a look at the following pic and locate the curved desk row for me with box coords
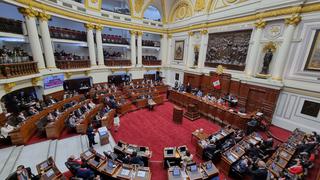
[9,95,82,145]
[168,90,253,130]
[75,103,103,134]
[45,99,89,139]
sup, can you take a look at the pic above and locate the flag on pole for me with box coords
[212,77,221,89]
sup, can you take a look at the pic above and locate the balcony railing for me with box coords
[0,17,23,34]
[56,60,90,69]
[205,62,245,71]
[0,62,38,78]
[104,59,131,66]
[142,60,161,66]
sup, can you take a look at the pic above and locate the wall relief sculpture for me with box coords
[205,30,252,71]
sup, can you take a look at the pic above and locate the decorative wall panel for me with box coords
[205,30,252,71]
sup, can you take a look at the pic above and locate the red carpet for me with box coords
[111,102,221,180]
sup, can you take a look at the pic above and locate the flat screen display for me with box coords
[43,74,64,89]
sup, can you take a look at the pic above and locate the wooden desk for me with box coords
[9,96,81,145]
[153,95,164,105]
[116,164,133,180]
[36,157,65,180]
[134,167,152,180]
[201,161,219,178]
[117,102,132,115]
[191,130,208,146]
[136,99,148,109]
[168,166,184,180]
[173,106,183,124]
[101,109,116,129]
[76,104,103,134]
[45,98,87,139]
[168,90,253,129]
[186,165,202,180]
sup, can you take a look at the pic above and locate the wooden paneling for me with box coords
[0,113,6,126]
[183,73,202,89]
[229,80,240,96]
[43,90,65,101]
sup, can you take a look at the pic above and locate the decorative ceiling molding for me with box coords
[169,0,194,23]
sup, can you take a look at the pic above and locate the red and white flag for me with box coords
[212,77,221,89]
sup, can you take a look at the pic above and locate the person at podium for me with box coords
[186,82,192,93]
[196,89,203,97]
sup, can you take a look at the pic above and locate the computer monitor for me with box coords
[172,168,180,176]
[118,141,123,147]
[190,165,197,172]
[107,160,114,168]
[206,163,212,170]
[94,155,100,162]
[140,146,146,152]
[166,149,174,155]
[179,146,186,152]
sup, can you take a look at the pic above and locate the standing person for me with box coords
[114,114,120,132]
[86,124,96,148]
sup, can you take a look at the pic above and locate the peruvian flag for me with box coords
[212,77,221,90]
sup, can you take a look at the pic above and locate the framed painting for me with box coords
[305,30,320,71]
[174,40,184,60]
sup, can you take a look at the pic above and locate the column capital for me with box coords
[4,82,16,93]
[200,29,208,35]
[37,12,51,22]
[129,30,136,35]
[254,19,266,29]
[285,14,301,26]
[188,31,194,37]
[95,25,103,31]
[84,23,95,30]
[18,7,38,18]
[136,31,143,36]
[168,34,172,39]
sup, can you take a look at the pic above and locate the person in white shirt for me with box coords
[113,114,120,132]
[1,123,15,138]
[88,101,96,109]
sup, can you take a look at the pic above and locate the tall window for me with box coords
[101,0,130,15]
[143,5,161,21]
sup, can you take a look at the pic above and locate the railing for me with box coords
[104,59,131,66]
[0,17,23,34]
[0,62,38,78]
[142,60,161,66]
[205,62,245,71]
[56,60,90,69]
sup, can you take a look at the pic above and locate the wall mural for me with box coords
[305,30,320,71]
[174,40,185,60]
[205,30,252,71]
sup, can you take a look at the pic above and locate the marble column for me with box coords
[19,8,45,70]
[160,34,168,66]
[38,12,56,69]
[198,29,209,69]
[95,25,104,66]
[167,34,173,65]
[245,20,266,76]
[187,32,194,68]
[137,31,143,66]
[272,15,301,81]
[85,23,96,67]
[130,30,136,66]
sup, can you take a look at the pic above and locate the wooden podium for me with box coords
[173,106,183,124]
[184,104,200,121]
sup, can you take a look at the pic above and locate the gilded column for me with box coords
[272,15,301,80]
[19,8,46,70]
[187,32,194,68]
[130,30,136,66]
[38,12,56,69]
[198,29,208,69]
[137,31,143,66]
[167,34,173,65]
[85,23,96,67]
[160,34,168,66]
[245,20,266,76]
[95,25,104,66]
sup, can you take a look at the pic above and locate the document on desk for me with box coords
[137,170,146,177]
[121,169,130,176]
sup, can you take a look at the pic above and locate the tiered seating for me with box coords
[142,40,160,47]
[0,61,38,78]
[49,26,87,41]
[0,17,23,34]
[75,103,103,134]
[101,34,129,45]
[142,55,161,66]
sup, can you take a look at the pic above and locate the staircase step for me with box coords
[0,145,24,179]
[0,146,15,175]
[48,140,58,161]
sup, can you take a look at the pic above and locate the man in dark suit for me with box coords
[86,124,97,148]
[250,160,268,180]
[130,151,144,166]
[6,165,39,180]
[186,83,192,93]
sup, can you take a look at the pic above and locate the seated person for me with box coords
[28,106,38,116]
[233,157,250,174]
[88,100,96,109]
[288,159,303,175]
[46,96,57,105]
[17,112,26,123]
[130,151,144,166]
[1,123,15,138]
[74,108,83,118]
[247,143,260,160]
[247,116,258,134]
[221,137,236,151]
[147,96,156,111]
[53,109,61,117]
[196,90,203,97]
[68,113,80,128]
[7,165,38,180]
[249,160,268,180]
[34,101,43,111]
[234,129,245,142]
[178,84,185,92]
[67,155,83,167]
[181,151,193,170]
[47,113,56,123]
